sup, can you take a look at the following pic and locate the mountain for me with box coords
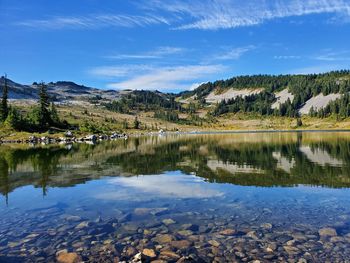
[1,70,350,118]
[0,77,38,100]
[0,77,120,102]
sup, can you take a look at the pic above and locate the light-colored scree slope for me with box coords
[271,89,294,109]
[299,93,341,115]
[206,88,263,104]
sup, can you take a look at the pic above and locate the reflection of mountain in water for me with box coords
[272,152,295,173]
[1,132,350,201]
[299,146,343,167]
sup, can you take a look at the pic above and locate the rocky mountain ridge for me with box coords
[0,77,120,102]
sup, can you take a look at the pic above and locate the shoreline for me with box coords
[187,128,350,134]
[1,128,350,145]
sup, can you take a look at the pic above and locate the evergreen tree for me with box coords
[37,82,51,129]
[122,119,128,129]
[297,118,303,127]
[50,102,60,125]
[5,107,21,129]
[0,75,9,122]
[133,116,140,129]
[309,106,316,117]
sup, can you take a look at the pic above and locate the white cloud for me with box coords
[106,46,186,60]
[189,82,204,91]
[146,0,350,30]
[16,0,350,31]
[16,14,170,29]
[88,65,153,78]
[215,45,255,60]
[91,64,225,91]
[97,174,223,199]
[313,50,350,61]
[274,55,302,59]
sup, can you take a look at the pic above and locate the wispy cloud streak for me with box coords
[215,45,255,60]
[106,46,185,60]
[89,65,153,78]
[274,55,302,60]
[313,50,350,61]
[146,0,350,30]
[90,64,226,91]
[15,1,350,31]
[16,14,169,29]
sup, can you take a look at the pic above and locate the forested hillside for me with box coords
[181,70,350,118]
[182,70,350,99]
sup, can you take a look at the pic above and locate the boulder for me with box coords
[65,131,73,137]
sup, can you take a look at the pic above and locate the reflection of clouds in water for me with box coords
[95,173,223,200]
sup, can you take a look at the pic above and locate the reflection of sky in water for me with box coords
[95,171,223,200]
[2,169,350,238]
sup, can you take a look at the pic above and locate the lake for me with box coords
[1,132,350,262]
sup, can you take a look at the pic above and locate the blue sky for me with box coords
[1,0,350,92]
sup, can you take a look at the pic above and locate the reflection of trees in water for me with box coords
[0,158,9,205]
[0,146,72,198]
[109,136,350,188]
[309,140,350,163]
[206,139,350,188]
[1,134,350,202]
[0,139,135,200]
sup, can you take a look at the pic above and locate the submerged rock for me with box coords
[177,230,193,236]
[283,245,300,255]
[162,219,176,226]
[64,215,82,222]
[134,208,169,217]
[124,246,138,257]
[142,248,157,258]
[130,252,142,263]
[219,229,235,236]
[75,221,91,229]
[208,240,220,247]
[171,240,191,249]
[56,252,81,263]
[319,227,337,237]
[154,234,174,244]
[260,223,273,230]
[181,224,199,232]
[159,250,181,260]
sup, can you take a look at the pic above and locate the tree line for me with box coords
[211,90,350,119]
[309,94,350,118]
[211,92,300,117]
[104,90,182,114]
[182,70,350,101]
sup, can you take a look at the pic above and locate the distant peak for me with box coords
[53,81,80,86]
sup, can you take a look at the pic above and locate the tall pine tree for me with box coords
[50,102,60,125]
[38,82,51,129]
[0,75,9,122]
